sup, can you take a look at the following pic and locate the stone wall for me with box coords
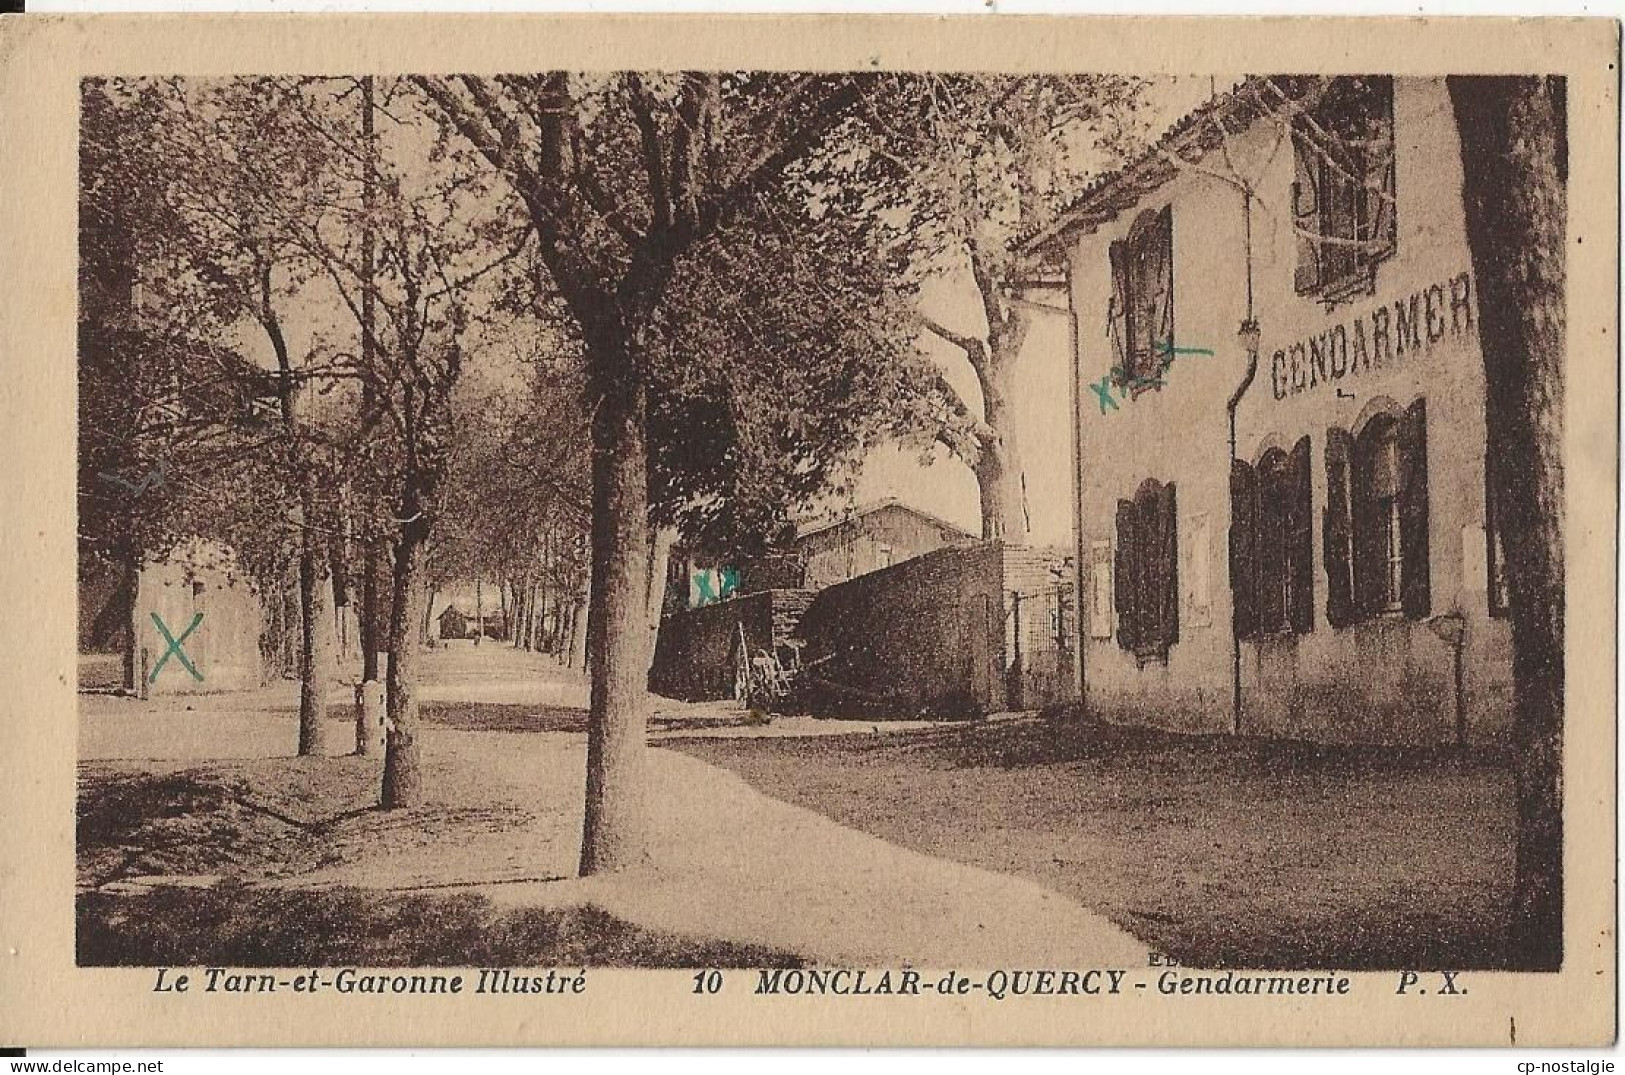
[650,589,815,701]
[793,542,1077,717]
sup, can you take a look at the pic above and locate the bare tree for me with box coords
[416,72,912,873]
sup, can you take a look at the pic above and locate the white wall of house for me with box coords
[1067,77,1513,745]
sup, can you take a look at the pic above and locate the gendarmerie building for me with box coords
[1030,75,1511,744]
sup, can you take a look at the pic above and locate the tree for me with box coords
[150,78,355,757]
[851,75,1144,539]
[1449,75,1567,970]
[79,80,278,691]
[416,72,928,873]
[277,77,533,806]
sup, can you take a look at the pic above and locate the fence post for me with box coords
[1009,590,1023,711]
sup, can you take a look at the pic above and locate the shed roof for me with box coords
[793,498,978,543]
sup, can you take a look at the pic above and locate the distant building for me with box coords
[78,538,265,695]
[437,605,469,640]
[792,499,978,590]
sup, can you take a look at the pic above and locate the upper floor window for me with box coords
[1323,399,1430,626]
[1114,478,1179,661]
[1230,437,1314,640]
[1292,76,1396,301]
[1108,206,1174,390]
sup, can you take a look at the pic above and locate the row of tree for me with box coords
[80,73,1564,971]
[81,71,1145,862]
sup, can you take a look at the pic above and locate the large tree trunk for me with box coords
[382,515,429,808]
[580,366,654,876]
[1450,75,1566,971]
[970,313,1029,542]
[296,484,332,757]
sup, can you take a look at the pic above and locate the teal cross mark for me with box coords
[149,612,204,683]
[1154,339,1214,357]
[1089,375,1119,414]
[692,567,741,607]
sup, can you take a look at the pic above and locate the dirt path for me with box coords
[81,647,1147,968]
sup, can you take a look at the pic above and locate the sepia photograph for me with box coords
[0,11,1610,1050]
[74,66,1570,973]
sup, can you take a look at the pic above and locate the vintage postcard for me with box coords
[0,12,1615,1049]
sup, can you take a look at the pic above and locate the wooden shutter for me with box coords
[1359,80,1398,265]
[1114,498,1139,651]
[1291,130,1322,294]
[1288,436,1315,633]
[1363,147,1397,264]
[1158,481,1180,648]
[1350,427,1382,617]
[1323,426,1356,628]
[1108,240,1132,383]
[1229,459,1259,640]
[1153,207,1175,368]
[1399,398,1431,618]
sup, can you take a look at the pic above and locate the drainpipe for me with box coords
[1226,192,1262,736]
[1064,258,1087,715]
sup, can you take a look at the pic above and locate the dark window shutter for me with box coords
[1291,131,1322,294]
[1399,398,1430,618]
[1154,207,1175,367]
[1108,240,1132,383]
[1114,498,1139,651]
[1256,453,1288,632]
[1288,436,1315,633]
[1158,481,1180,648]
[1359,80,1397,265]
[1230,459,1259,640]
[1365,146,1397,263]
[1323,426,1356,627]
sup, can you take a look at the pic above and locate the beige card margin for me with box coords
[0,13,1615,1048]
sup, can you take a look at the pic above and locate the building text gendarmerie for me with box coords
[1270,271,1474,401]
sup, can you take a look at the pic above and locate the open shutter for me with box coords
[1291,131,1323,294]
[1288,436,1315,633]
[1363,141,1397,264]
[1159,481,1180,648]
[1350,429,1383,618]
[1153,208,1175,371]
[1399,398,1431,618]
[1323,427,1356,627]
[1113,498,1139,651]
[1229,459,1259,640]
[1358,81,1397,266]
[1107,240,1132,384]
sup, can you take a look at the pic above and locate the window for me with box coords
[1107,206,1174,389]
[1114,479,1179,660]
[1324,400,1430,625]
[1089,542,1113,640]
[1230,437,1314,639]
[1292,76,1396,300]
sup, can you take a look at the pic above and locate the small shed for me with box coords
[437,605,469,640]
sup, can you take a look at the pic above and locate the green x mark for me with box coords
[150,612,204,683]
[1154,339,1215,357]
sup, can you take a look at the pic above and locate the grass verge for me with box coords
[78,885,802,968]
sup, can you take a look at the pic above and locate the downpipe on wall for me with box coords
[1226,191,1261,737]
